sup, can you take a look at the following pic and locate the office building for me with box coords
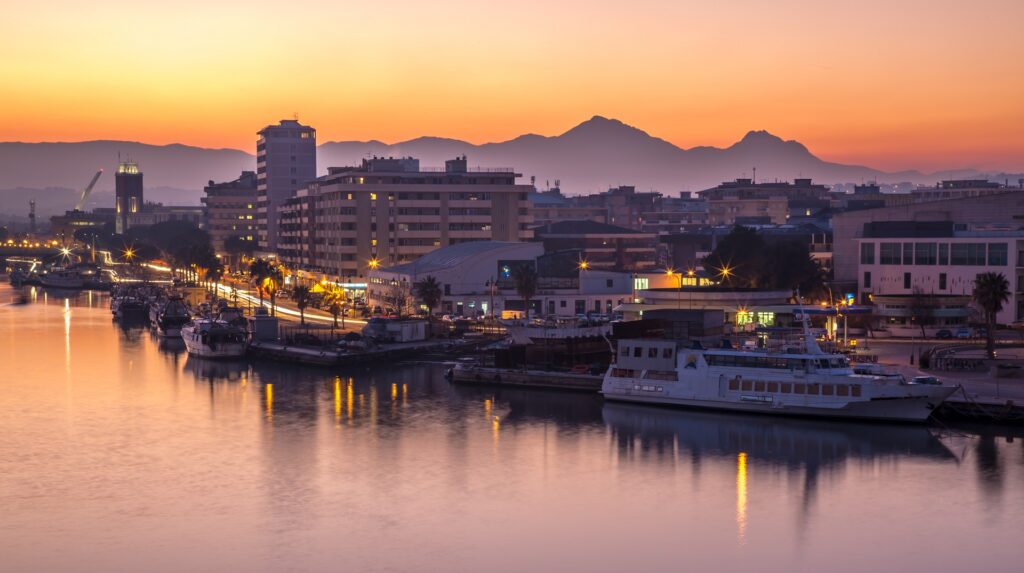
[256,119,316,252]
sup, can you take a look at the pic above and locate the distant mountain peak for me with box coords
[740,129,783,143]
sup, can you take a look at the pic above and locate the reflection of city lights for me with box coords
[737,452,748,544]
[334,379,341,421]
[265,383,274,415]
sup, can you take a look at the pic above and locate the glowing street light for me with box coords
[579,260,589,271]
[368,257,380,270]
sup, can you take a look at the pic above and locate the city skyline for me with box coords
[2,0,1023,172]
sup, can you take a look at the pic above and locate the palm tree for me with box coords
[512,265,538,322]
[248,258,272,307]
[414,275,443,318]
[323,284,347,332]
[973,272,1010,359]
[292,284,312,325]
[265,265,284,316]
[205,263,225,300]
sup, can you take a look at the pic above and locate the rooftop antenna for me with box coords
[752,167,756,183]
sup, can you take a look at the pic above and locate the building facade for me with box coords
[699,178,830,226]
[532,219,660,271]
[114,159,143,234]
[277,156,534,278]
[855,223,1024,325]
[256,119,316,253]
[203,171,258,253]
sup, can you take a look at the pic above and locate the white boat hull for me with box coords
[601,389,953,423]
[182,337,247,358]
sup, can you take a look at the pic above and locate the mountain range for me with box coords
[1,116,1016,218]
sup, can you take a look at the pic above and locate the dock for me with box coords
[449,365,603,392]
[249,339,452,367]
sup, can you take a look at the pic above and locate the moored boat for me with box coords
[181,319,247,358]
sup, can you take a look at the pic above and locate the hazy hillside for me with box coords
[3,117,1018,217]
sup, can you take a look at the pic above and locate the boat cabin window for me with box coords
[662,348,673,359]
[794,383,806,394]
[851,385,862,397]
[728,378,739,390]
[633,347,642,358]
[620,345,629,357]
[780,383,791,393]
[754,381,765,392]
[648,348,658,358]
[818,359,830,369]
[741,380,752,391]
[822,385,834,396]
[767,382,778,393]
[837,385,849,396]
[807,384,820,395]
[706,354,808,369]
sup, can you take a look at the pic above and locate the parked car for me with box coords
[935,329,953,339]
[954,327,971,339]
[911,375,941,385]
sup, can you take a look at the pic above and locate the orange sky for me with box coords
[2,0,1022,172]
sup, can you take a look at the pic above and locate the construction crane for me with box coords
[75,169,103,211]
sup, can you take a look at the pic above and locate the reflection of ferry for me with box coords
[181,319,247,358]
[602,402,957,466]
[603,317,956,422]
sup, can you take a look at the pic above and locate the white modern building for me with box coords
[856,223,1024,327]
[368,241,635,318]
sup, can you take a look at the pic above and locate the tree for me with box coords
[265,265,284,317]
[414,275,443,317]
[323,284,347,332]
[703,226,764,287]
[205,263,225,298]
[908,288,938,339]
[512,264,538,321]
[974,272,1010,359]
[248,258,273,308]
[292,284,312,325]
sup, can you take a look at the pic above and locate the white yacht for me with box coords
[181,319,247,358]
[602,322,956,423]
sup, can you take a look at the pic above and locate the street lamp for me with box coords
[666,268,682,309]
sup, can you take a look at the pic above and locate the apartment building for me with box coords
[256,119,316,252]
[277,155,533,278]
[700,178,830,226]
[202,171,258,253]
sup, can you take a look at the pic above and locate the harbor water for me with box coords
[2,285,1023,573]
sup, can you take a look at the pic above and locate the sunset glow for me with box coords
[2,0,1023,171]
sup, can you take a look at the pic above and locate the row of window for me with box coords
[620,346,674,359]
[863,242,1008,266]
[728,378,862,397]
[707,354,849,369]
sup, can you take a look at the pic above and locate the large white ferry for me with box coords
[602,322,956,422]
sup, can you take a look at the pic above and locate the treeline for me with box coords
[703,226,829,299]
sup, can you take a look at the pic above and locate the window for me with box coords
[860,242,875,264]
[633,347,642,358]
[837,385,849,397]
[807,384,820,395]
[794,383,806,394]
[729,378,739,390]
[662,348,673,359]
[620,346,629,357]
[880,243,901,265]
[939,243,949,265]
[780,383,791,393]
[989,243,1008,266]
[767,382,778,393]
[606,279,613,288]
[741,380,752,391]
[560,300,567,308]
[915,243,937,265]
[904,272,911,289]
[903,243,914,265]
[822,385,834,396]
[939,273,947,290]
[851,385,862,397]
[648,348,658,358]
[864,271,872,289]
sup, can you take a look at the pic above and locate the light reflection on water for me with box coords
[1,286,1023,573]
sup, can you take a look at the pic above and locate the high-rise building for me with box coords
[256,119,316,252]
[115,159,143,234]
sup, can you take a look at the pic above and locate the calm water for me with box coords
[2,285,1024,573]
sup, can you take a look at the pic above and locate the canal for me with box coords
[2,285,1023,572]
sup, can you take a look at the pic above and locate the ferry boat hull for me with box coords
[601,387,954,423]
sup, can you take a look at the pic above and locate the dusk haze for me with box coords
[2,2,1024,573]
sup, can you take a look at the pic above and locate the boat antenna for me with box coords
[796,289,825,355]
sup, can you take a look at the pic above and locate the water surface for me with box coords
[2,286,1023,572]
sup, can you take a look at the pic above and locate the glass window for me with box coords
[915,243,937,265]
[620,346,629,357]
[837,385,850,397]
[864,271,872,289]
[633,347,642,358]
[648,348,658,358]
[794,383,806,394]
[741,380,752,392]
[880,243,901,265]
[822,385,834,396]
[807,384,820,395]
[767,382,779,392]
[851,385,862,397]
[860,242,875,264]
[989,243,1008,266]
[728,378,739,391]
[754,381,765,392]
[951,243,969,265]
[939,273,947,290]
[903,243,914,265]
[939,243,949,265]
[780,383,791,393]
[904,272,911,289]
